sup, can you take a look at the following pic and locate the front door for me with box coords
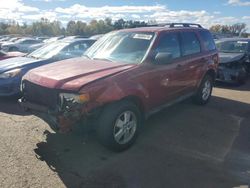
[140,32,185,109]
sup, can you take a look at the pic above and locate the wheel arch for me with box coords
[120,95,146,119]
[196,68,216,90]
[205,69,216,82]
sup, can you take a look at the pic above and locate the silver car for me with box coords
[1,38,43,53]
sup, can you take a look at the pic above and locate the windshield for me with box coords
[216,40,248,53]
[84,31,155,64]
[27,41,69,59]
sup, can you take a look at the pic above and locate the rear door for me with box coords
[196,30,218,82]
[177,31,204,92]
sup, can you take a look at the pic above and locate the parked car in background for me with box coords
[0,38,96,96]
[30,36,93,52]
[8,37,22,42]
[29,36,68,52]
[20,23,218,151]
[0,50,26,61]
[35,37,50,41]
[0,36,18,49]
[27,43,46,53]
[64,36,88,40]
[0,36,11,42]
[89,34,104,40]
[0,51,10,61]
[1,38,43,53]
[216,38,250,84]
[43,36,65,43]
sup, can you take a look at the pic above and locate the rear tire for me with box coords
[193,74,213,105]
[97,101,142,152]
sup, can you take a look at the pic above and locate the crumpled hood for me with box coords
[23,57,136,91]
[219,52,245,64]
[0,56,41,73]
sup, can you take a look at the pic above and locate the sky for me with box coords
[0,0,250,30]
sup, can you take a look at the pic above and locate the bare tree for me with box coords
[210,23,248,37]
[230,23,247,35]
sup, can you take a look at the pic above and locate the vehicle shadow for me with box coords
[0,96,30,116]
[34,95,250,188]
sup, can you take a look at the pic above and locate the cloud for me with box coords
[227,0,250,6]
[22,11,57,21]
[53,4,167,23]
[0,0,39,12]
[0,1,249,31]
[52,4,249,30]
[243,16,250,20]
[32,0,66,2]
[55,4,166,15]
[0,0,39,22]
[213,11,221,15]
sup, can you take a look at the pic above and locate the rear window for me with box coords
[199,30,216,51]
[180,32,201,56]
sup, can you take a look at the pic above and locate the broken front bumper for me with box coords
[18,98,87,133]
[216,66,247,83]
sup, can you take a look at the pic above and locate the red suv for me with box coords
[19,23,218,151]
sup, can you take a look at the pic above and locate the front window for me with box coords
[27,41,69,59]
[155,33,181,59]
[216,40,248,53]
[84,31,155,64]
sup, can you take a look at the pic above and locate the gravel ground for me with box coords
[0,81,250,188]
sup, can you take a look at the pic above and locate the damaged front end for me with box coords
[56,93,90,132]
[19,81,92,133]
[217,57,248,84]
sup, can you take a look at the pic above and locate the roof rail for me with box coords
[147,23,203,28]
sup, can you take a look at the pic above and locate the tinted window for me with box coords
[180,32,201,56]
[199,30,216,51]
[155,33,181,59]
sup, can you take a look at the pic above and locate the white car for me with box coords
[1,38,43,53]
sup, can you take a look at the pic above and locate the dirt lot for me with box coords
[0,81,250,188]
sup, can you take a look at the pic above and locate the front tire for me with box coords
[97,101,142,152]
[193,74,213,105]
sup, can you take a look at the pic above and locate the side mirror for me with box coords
[154,52,173,64]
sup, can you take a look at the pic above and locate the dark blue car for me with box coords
[0,38,96,96]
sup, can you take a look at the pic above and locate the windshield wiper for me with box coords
[28,55,40,59]
[82,54,91,59]
[93,57,114,62]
